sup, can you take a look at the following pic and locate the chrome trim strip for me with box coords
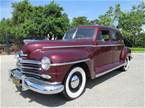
[43,44,124,49]
[97,44,124,47]
[20,53,28,57]
[50,58,90,66]
[20,60,41,65]
[43,45,94,49]
[19,50,28,57]
[17,67,41,77]
[95,63,125,78]
[22,71,42,77]
[19,59,90,67]
[21,66,41,70]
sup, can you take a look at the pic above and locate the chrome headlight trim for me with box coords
[41,57,51,70]
[19,50,27,57]
[15,52,20,59]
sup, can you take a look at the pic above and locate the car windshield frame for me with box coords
[63,27,95,40]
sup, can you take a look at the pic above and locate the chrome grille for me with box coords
[18,59,41,75]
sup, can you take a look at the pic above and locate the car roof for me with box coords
[79,25,119,31]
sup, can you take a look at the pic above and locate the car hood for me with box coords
[21,39,93,59]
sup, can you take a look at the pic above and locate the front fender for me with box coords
[47,48,91,64]
[46,48,92,82]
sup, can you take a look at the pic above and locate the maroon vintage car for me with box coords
[9,25,132,100]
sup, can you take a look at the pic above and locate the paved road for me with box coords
[0,53,144,107]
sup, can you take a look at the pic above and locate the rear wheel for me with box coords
[121,56,130,71]
[63,67,86,100]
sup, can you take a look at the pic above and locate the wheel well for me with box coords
[128,55,131,61]
[128,54,132,61]
[71,62,91,79]
[63,62,91,84]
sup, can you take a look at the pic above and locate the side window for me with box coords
[97,30,110,42]
[111,31,121,41]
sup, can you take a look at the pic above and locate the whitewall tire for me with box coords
[122,56,130,71]
[63,67,86,100]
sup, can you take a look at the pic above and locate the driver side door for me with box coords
[94,29,113,74]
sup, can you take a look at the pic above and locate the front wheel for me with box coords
[63,67,86,100]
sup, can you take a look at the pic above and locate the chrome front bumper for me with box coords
[9,69,64,94]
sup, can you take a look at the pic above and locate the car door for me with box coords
[94,29,113,74]
[110,30,124,65]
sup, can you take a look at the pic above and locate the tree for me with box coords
[39,2,70,39]
[1,0,70,41]
[71,16,91,28]
[93,2,145,47]
[96,6,114,26]
[119,1,145,47]
[0,19,13,44]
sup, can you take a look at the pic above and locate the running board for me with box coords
[95,63,125,78]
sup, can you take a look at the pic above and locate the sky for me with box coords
[0,0,142,20]
[0,0,144,30]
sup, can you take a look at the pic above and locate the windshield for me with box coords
[63,28,95,40]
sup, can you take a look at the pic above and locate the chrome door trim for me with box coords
[50,59,90,66]
[43,44,124,49]
[97,44,124,47]
[43,45,95,49]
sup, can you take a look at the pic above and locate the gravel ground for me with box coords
[0,53,144,108]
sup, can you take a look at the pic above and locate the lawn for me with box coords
[130,47,145,53]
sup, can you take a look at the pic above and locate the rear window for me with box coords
[111,31,122,41]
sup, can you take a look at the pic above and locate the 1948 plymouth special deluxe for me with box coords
[9,25,132,100]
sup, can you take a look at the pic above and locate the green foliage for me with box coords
[71,16,91,28]
[0,0,70,43]
[0,19,14,43]
[93,1,145,47]
[0,0,144,48]
[97,6,113,26]
[130,47,145,52]
[119,1,145,47]
[12,0,33,24]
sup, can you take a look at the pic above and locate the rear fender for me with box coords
[120,47,129,61]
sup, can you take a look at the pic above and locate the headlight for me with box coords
[41,57,51,70]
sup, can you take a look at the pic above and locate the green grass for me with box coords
[130,47,145,52]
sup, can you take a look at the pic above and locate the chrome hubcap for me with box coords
[70,75,80,89]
